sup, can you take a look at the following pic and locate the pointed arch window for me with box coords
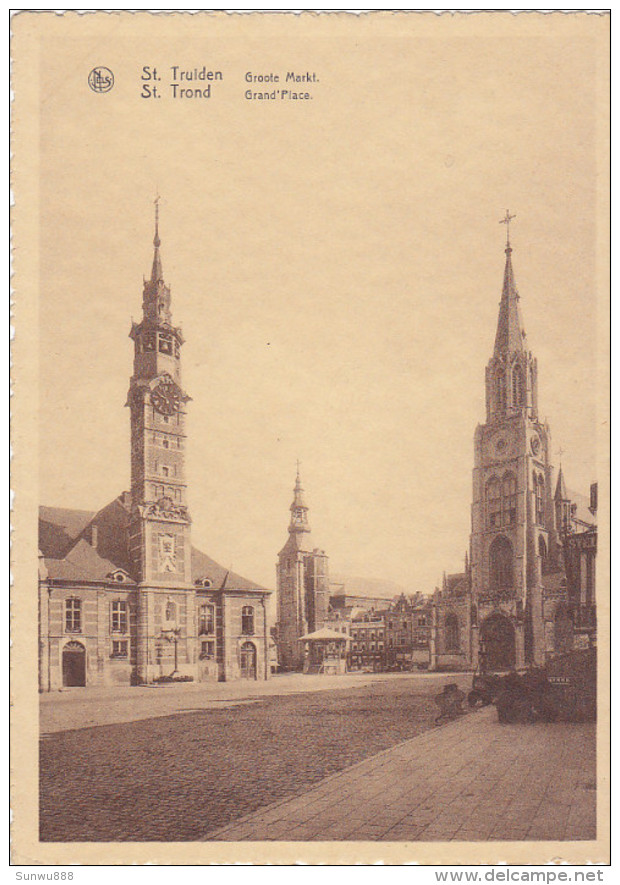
[489,536,513,592]
[496,369,507,413]
[487,474,516,528]
[487,478,501,528]
[538,536,547,573]
[511,368,523,407]
[444,613,460,652]
[534,474,545,525]
[502,473,517,525]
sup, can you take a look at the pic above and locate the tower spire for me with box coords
[493,211,527,356]
[289,463,310,533]
[151,194,163,282]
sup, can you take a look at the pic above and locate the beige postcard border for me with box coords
[10,10,610,865]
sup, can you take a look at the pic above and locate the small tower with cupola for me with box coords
[275,466,330,670]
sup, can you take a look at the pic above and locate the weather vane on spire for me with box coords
[499,210,516,248]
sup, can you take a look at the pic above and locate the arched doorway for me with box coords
[62,641,86,687]
[480,613,516,670]
[240,642,257,680]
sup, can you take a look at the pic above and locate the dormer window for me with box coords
[194,577,213,589]
[107,569,131,584]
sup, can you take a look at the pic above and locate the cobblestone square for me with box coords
[40,676,445,841]
[39,674,597,844]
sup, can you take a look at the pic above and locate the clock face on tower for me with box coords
[151,377,182,415]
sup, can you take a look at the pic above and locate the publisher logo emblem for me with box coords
[88,67,114,93]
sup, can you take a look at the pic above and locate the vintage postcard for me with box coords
[11,10,609,866]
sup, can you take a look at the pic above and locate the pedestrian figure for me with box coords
[434,683,466,724]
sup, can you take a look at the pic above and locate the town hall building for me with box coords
[38,207,271,690]
[432,217,597,672]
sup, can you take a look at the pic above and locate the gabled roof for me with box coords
[39,495,269,592]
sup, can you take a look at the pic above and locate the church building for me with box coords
[432,218,596,671]
[38,207,271,690]
[275,469,330,670]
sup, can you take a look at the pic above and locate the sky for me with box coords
[37,14,604,594]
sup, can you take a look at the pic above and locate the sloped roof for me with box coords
[299,627,350,641]
[44,538,127,583]
[567,487,596,529]
[445,572,468,597]
[39,495,269,592]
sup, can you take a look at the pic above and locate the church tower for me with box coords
[276,467,329,670]
[469,215,560,670]
[127,202,193,682]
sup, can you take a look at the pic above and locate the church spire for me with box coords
[289,462,310,533]
[554,464,568,501]
[151,195,163,283]
[493,212,527,356]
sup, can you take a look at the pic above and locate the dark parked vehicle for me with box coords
[469,648,596,724]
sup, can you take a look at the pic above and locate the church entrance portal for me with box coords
[240,642,257,680]
[62,641,86,687]
[480,614,516,671]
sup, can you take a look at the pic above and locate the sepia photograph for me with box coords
[11,10,609,866]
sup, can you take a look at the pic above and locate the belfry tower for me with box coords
[276,467,330,670]
[469,214,561,669]
[127,201,193,681]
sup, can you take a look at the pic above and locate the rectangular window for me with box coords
[162,439,169,449]
[162,466,169,477]
[111,601,128,633]
[200,640,215,660]
[199,603,215,635]
[111,639,128,658]
[242,606,255,635]
[65,598,82,633]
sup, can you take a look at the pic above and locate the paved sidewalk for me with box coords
[204,709,596,842]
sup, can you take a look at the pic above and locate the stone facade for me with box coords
[38,209,271,690]
[275,470,330,670]
[433,233,595,672]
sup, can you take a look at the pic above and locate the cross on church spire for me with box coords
[499,210,516,250]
